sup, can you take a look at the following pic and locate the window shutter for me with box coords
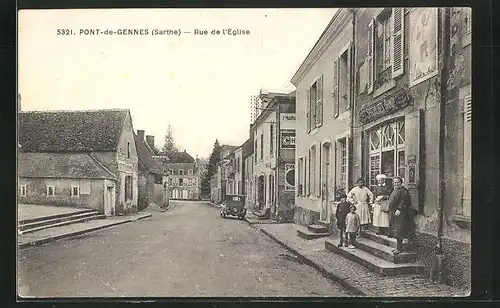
[316,75,324,127]
[306,89,311,133]
[347,43,352,109]
[392,8,405,78]
[367,19,375,94]
[333,59,339,117]
[462,95,471,216]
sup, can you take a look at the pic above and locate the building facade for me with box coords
[135,130,169,210]
[168,162,201,200]
[242,137,254,209]
[291,9,355,225]
[18,109,139,215]
[251,91,296,216]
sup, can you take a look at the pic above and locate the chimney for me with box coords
[137,130,145,141]
[146,135,155,150]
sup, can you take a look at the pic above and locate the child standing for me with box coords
[335,193,351,247]
[345,205,361,249]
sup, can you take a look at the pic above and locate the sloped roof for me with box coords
[134,133,165,175]
[18,109,129,152]
[18,152,116,180]
[168,151,195,163]
[168,162,196,171]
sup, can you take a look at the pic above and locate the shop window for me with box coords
[368,120,405,190]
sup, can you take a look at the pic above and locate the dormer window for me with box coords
[179,169,184,175]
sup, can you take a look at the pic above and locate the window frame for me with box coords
[188,169,193,175]
[71,185,80,198]
[46,185,55,197]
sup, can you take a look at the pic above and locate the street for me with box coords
[18,201,351,297]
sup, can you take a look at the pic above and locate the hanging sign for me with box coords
[281,131,296,148]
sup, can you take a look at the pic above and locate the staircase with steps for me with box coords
[324,230,424,276]
[18,209,105,235]
[296,223,331,240]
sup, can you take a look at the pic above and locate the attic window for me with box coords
[179,169,184,175]
[127,141,131,159]
[46,185,55,197]
[188,169,193,175]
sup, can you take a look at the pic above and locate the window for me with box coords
[71,185,80,197]
[179,169,184,175]
[368,120,405,191]
[260,134,264,160]
[169,169,174,175]
[297,158,304,196]
[308,146,317,196]
[179,178,184,186]
[46,185,55,197]
[339,139,348,191]
[125,175,133,200]
[270,124,274,157]
[381,16,392,71]
[127,141,131,159]
[20,185,27,197]
[169,178,173,186]
[188,169,193,175]
[255,140,258,163]
[307,76,324,132]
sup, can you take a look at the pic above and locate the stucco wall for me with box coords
[294,13,353,217]
[18,177,105,212]
[116,112,139,212]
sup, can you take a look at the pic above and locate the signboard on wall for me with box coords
[281,131,296,149]
[285,163,295,191]
[280,113,296,129]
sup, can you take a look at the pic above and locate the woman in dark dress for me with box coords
[388,176,412,255]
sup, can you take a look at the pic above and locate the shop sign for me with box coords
[281,131,296,148]
[408,164,416,184]
[359,85,413,124]
[281,113,296,121]
[285,163,295,191]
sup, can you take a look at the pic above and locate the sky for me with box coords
[18,8,337,158]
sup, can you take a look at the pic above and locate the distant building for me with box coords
[18,109,139,215]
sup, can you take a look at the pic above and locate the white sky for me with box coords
[18,8,337,158]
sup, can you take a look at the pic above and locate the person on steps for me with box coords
[347,178,374,231]
[372,174,392,236]
[335,193,350,247]
[345,205,361,249]
[388,176,413,255]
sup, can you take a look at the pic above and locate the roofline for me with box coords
[19,108,130,113]
[18,175,117,180]
[290,8,355,85]
[87,153,118,179]
[251,92,295,129]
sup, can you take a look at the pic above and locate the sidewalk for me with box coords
[18,212,152,249]
[254,223,468,297]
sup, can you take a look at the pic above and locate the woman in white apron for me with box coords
[347,178,374,230]
[372,174,392,235]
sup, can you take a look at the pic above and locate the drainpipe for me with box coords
[275,100,281,220]
[349,8,357,185]
[432,7,450,284]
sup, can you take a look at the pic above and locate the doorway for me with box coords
[258,175,265,209]
[104,186,114,216]
[321,142,331,221]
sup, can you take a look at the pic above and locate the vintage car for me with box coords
[220,195,246,220]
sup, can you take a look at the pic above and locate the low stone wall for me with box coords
[293,206,320,226]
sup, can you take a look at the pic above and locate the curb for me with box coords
[257,227,368,296]
[18,215,151,250]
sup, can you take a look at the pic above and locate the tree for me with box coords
[161,124,178,157]
[201,139,223,197]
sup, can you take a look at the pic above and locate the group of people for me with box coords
[335,175,414,255]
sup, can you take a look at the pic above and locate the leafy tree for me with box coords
[201,139,222,196]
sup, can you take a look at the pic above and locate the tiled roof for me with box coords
[134,133,165,175]
[18,152,117,179]
[18,109,129,152]
[168,162,196,171]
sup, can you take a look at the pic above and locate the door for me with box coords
[321,143,331,221]
[105,186,113,216]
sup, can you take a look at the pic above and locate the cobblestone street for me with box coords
[18,201,352,297]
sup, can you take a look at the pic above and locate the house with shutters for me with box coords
[18,109,139,216]
[290,9,355,226]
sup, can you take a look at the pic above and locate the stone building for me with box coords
[18,109,139,215]
[290,9,355,225]
[251,91,296,216]
[242,137,254,209]
[168,161,202,200]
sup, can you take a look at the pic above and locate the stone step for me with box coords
[19,213,105,234]
[18,208,96,225]
[325,239,424,276]
[307,224,329,233]
[296,225,330,240]
[19,211,102,232]
[354,237,417,264]
[360,230,414,251]
[316,220,330,228]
